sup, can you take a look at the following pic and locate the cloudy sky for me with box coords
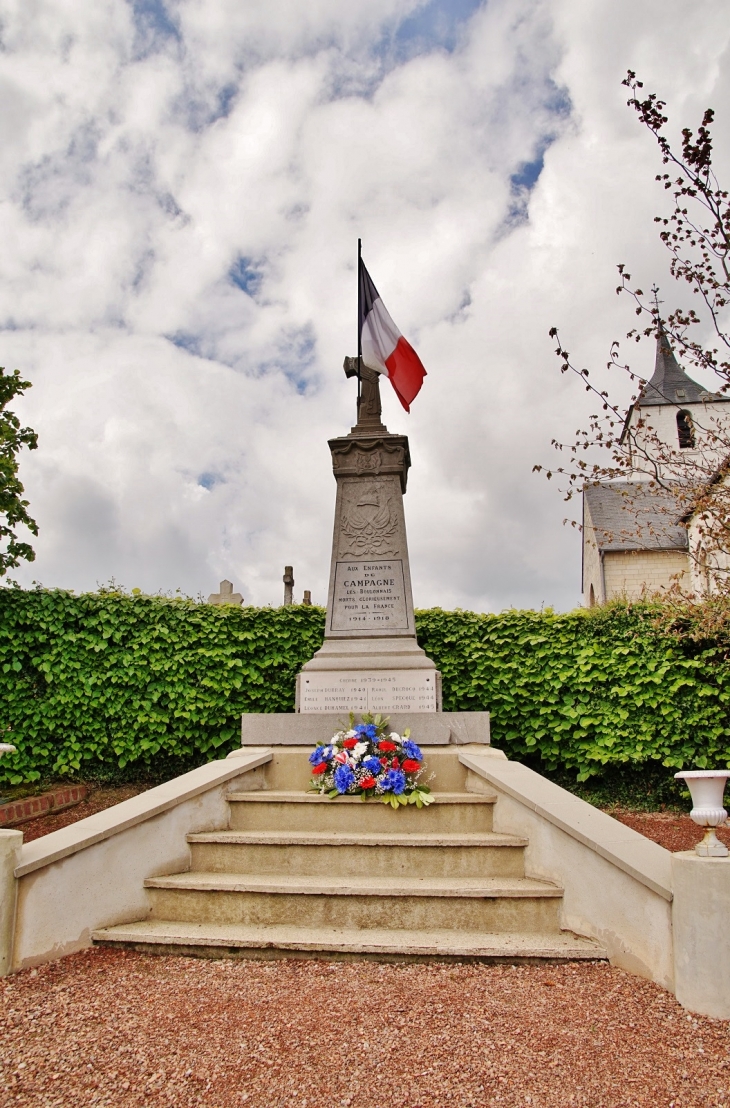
[1,0,728,611]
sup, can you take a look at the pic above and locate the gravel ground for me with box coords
[609,810,730,853]
[1,950,728,1108]
[18,787,147,843]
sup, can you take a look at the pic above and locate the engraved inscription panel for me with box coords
[300,671,437,713]
[330,560,409,632]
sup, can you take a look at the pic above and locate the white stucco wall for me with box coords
[12,751,271,970]
[602,549,691,599]
[460,754,674,989]
[672,852,730,1019]
[628,400,730,474]
[582,502,604,606]
[687,479,730,596]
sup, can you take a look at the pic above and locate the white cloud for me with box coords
[2,0,729,611]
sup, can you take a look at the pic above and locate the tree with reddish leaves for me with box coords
[537,72,730,595]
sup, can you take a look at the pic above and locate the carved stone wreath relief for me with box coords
[338,480,400,558]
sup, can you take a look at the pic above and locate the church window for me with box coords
[589,584,596,608]
[677,409,695,449]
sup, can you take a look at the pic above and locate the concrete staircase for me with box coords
[93,747,606,963]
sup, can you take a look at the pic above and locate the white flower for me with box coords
[389,733,401,743]
[344,729,357,739]
[352,742,368,761]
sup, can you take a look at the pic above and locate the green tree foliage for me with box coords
[0,368,38,575]
[1,589,729,785]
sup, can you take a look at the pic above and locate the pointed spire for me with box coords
[639,329,712,406]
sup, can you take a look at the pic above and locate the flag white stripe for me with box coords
[361,296,401,375]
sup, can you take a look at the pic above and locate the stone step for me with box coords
[187,830,527,878]
[92,920,607,963]
[144,872,562,932]
[258,747,480,794]
[227,791,495,833]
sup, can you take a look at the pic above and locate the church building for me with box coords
[582,332,730,605]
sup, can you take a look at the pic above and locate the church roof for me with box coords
[638,330,723,407]
[583,481,688,552]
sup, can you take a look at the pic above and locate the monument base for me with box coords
[297,636,441,712]
[240,711,490,746]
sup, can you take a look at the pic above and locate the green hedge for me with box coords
[1,587,729,786]
[0,588,325,784]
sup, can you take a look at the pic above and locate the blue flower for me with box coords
[355,723,377,740]
[402,740,423,762]
[309,745,332,767]
[333,764,355,793]
[362,756,382,775]
[380,769,406,795]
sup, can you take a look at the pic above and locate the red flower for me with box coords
[312,763,328,775]
[378,741,397,752]
[342,738,359,749]
[402,759,421,773]
[379,757,388,766]
[360,776,376,790]
[391,757,400,769]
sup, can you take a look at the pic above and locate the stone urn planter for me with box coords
[674,770,730,857]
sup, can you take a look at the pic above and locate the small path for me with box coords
[1,950,728,1107]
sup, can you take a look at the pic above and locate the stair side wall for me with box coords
[11,751,272,971]
[463,756,673,989]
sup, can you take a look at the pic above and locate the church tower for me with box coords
[582,332,730,606]
[620,330,730,471]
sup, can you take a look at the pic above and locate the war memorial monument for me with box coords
[241,359,491,746]
[7,266,727,1020]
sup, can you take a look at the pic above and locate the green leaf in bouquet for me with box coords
[328,788,340,799]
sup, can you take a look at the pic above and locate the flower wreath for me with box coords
[308,714,434,809]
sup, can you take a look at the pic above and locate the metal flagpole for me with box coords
[357,238,362,413]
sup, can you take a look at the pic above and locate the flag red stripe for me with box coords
[384,336,427,413]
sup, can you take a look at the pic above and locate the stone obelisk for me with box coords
[296,359,441,714]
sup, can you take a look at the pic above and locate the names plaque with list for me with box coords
[329,559,410,633]
[299,671,437,714]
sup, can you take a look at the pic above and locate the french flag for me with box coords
[359,256,426,412]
